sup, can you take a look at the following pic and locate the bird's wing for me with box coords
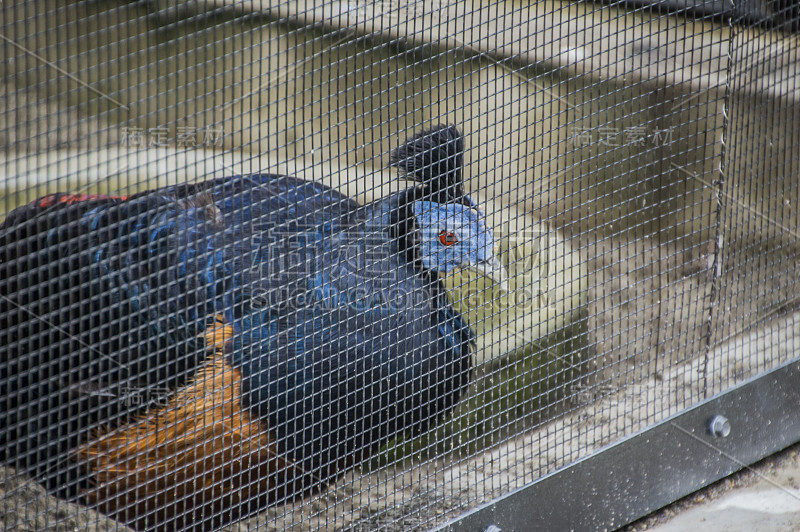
[229,201,475,480]
[0,174,358,495]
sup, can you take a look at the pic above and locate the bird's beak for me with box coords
[464,256,510,293]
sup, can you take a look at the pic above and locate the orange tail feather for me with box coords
[78,317,307,531]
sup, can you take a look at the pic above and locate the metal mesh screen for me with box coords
[0,1,798,531]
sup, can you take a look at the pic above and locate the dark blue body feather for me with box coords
[0,173,474,495]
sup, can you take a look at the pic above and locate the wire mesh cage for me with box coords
[0,1,798,531]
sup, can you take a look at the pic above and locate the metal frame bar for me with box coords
[439,358,800,532]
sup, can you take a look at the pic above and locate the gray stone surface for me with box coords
[626,443,800,532]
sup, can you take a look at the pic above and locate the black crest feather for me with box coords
[390,124,465,203]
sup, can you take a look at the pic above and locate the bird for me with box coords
[0,125,507,531]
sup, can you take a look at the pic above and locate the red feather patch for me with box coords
[34,193,129,208]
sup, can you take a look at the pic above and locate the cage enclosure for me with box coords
[0,1,798,531]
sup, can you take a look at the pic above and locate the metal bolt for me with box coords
[709,415,731,438]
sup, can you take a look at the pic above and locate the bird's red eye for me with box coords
[439,230,458,246]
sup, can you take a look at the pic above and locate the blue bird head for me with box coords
[412,200,508,290]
